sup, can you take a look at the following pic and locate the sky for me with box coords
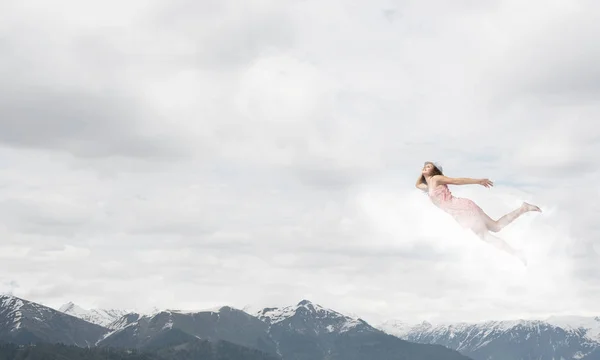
[0,0,599,326]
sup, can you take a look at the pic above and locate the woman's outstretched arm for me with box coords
[433,175,493,188]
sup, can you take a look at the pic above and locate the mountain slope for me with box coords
[155,338,280,360]
[0,339,280,360]
[58,302,129,329]
[256,300,472,360]
[583,347,600,360]
[256,299,370,335]
[99,298,472,359]
[97,306,278,355]
[379,317,600,360]
[107,312,146,332]
[545,315,600,343]
[2,295,474,360]
[0,295,109,346]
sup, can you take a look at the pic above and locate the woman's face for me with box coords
[422,162,435,175]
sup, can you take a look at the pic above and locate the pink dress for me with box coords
[428,184,487,233]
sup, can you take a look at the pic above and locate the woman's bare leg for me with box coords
[475,231,527,265]
[483,202,541,233]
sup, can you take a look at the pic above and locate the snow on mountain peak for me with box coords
[166,305,227,315]
[0,294,25,329]
[256,300,367,333]
[1,294,59,331]
[0,294,25,311]
[257,300,334,324]
[378,319,424,338]
[545,315,600,341]
[58,301,75,312]
[59,302,130,328]
[379,315,600,349]
[58,302,89,316]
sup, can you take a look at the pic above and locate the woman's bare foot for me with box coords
[521,202,542,213]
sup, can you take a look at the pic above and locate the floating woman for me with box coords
[417,162,541,264]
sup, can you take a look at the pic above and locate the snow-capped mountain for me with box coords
[379,316,600,360]
[0,294,108,346]
[0,295,25,333]
[106,312,146,332]
[93,299,470,360]
[256,299,370,335]
[378,319,421,338]
[59,301,129,329]
[97,305,278,353]
[545,315,600,342]
[253,300,470,360]
[0,295,474,359]
[7,293,600,360]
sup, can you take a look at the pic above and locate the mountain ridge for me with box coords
[378,316,600,360]
[0,294,109,347]
[2,294,472,360]
[10,293,600,360]
[59,301,131,329]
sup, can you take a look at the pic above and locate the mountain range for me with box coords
[0,295,106,347]
[379,316,600,360]
[0,294,469,360]
[58,302,134,329]
[3,293,600,360]
[57,298,600,360]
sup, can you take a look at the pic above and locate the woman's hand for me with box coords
[478,178,494,188]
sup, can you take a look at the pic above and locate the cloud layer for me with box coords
[0,0,599,324]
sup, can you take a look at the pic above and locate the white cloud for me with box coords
[0,0,599,326]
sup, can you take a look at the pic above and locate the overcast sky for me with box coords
[1,0,599,326]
